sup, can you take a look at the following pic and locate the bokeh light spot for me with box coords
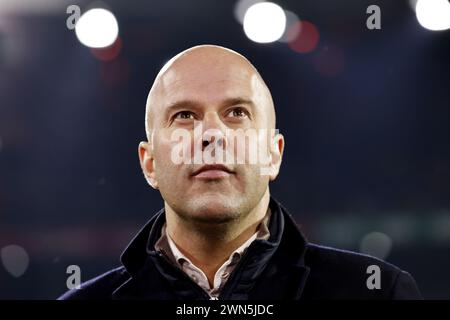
[416,0,450,31]
[359,231,392,260]
[1,244,30,278]
[288,20,320,53]
[75,8,119,48]
[243,2,286,43]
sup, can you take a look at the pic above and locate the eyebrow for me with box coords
[163,97,257,119]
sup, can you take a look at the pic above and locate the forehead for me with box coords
[154,57,266,109]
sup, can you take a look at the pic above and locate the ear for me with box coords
[268,132,285,181]
[138,141,159,189]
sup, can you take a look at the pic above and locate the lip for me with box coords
[192,164,234,179]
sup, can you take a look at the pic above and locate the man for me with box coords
[59,45,421,300]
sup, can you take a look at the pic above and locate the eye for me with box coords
[226,107,249,119]
[174,111,195,120]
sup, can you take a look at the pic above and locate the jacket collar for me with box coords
[119,207,166,276]
[118,196,310,299]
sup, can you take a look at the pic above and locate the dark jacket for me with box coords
[59,197,422,300]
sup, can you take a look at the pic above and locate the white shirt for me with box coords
[154,209,271,299]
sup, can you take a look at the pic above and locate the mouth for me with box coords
[191,164,234,179]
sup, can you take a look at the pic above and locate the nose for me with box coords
[199,112,227,151]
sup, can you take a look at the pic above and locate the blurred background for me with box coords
[0,0,449,299]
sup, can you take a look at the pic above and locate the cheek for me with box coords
[234,132,271,166]
[226,133,263,165]
[237,165,269,188]
[153,133,179,177]
[257,131,273,166]
[230,167,268,199]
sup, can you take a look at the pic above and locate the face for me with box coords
[139,48,284,223]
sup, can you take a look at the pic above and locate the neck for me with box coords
[165,189,270,285]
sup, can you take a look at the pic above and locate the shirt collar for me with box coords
[155,207,271,266]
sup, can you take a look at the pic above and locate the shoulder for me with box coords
[302,243,422,299]
[58,266,130,300]
[306,243,397,271]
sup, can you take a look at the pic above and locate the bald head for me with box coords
[144,45,276,140]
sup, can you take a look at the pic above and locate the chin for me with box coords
[185,194,242,223]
